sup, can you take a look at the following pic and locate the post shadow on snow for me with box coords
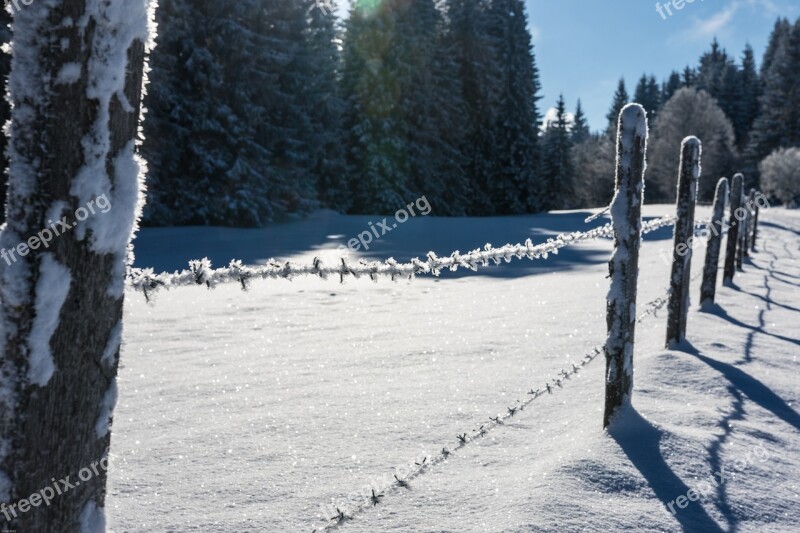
[672,340,800,433]
[704,384,746,532]
[770,270,800,285]
[134,209,674,276]
[607,405,724,533]
[712,300,800,345]
[756,219,796,235]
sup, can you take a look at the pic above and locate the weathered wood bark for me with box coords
[741,189,752,258]
[736,190,746,270]
[666,137,701,347]
[744,189,757,255]
[0,8,10,222]
[700,178,729,307]
[603,104,648,429]
[723,174,744,286]
[751,193,760,251]
[0,2,148,530]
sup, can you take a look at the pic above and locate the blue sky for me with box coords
[527,0,800,130]
[336,0,800,131]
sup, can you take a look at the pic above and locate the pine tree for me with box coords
[304,1,348,211]
[696,39,743,143]
[606,78,629,137]
[662,70,682,102]
[760,18,791,79]
[682,66,696,86]
[144,0,322,227]
[634,74,662,122]
[342,0,470,214]
[540,94,575,210]
[736,44,761,151]
[445,0,502,214]
[572,99,591,144]
[483,0,542,213]
[745,17,800,182]
[144,0,277,226]
[696,39,728,95]
[252,0,322,218]
[647,76,662,115]
[396,0,470,215]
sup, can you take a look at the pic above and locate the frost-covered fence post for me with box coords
[665,137,701,347]
[0,1,152,529]
[736,189,746,270]
[603,104,648,429]
[751,191,760,251]
[700,178,729,308]
[744,189,757,255]
[741,189,753,258]
[723,174,744,285]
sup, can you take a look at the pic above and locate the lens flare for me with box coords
[353,0,385,17]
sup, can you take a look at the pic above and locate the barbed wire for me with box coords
[310,267,705,531]
[127,215,679,300]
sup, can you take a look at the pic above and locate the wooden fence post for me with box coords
[751,191,760,251]
[736,188,746,270]
[603,104,648,429]
[700,177,729,308]
[742,189,752,257]
[666,137,701,347]
[745,189,757,254]
[723,173,744,285]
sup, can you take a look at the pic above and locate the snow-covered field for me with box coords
[107,206,799,532]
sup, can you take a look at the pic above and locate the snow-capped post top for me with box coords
[618,103,649,146]
[682,136,702,180]
[604,103,648,429]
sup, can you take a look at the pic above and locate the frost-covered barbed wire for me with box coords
[128,215,680,299]
[312,278,692,532]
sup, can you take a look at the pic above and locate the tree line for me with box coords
[575,18,800,208]
[1,4,798,226]
[140,0,547,225]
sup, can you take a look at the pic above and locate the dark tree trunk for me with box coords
[0,2,148,530]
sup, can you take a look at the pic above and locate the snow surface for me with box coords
[107,206,799,532]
